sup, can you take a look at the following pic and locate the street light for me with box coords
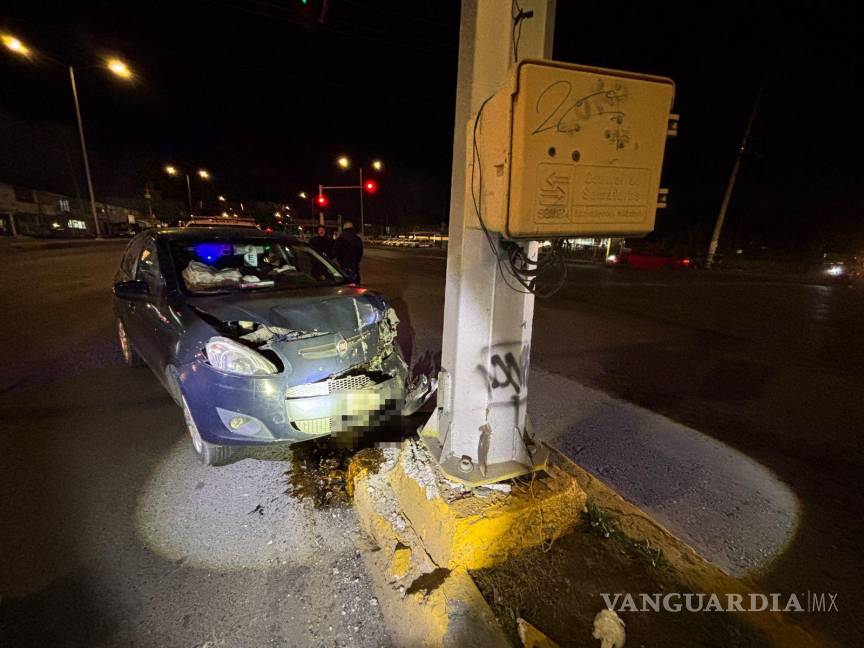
[106,58,132,79]
[298,191,308,199]
[164,165,212,216]
[1,34,30,57]
[218,195,226,202]
[333,155,383,235]
[2,32,134,238]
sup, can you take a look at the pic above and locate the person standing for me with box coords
[309,225,333,258]
[332,220,364,283]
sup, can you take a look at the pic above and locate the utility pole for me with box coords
[185,174,194,216]
[706,83,764,269]
[69,66,102,238]
[419,0,557,485]
[144,182,154,220]
[319,179,371,229]
[359,167,364,235]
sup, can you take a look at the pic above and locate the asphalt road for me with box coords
[0,243,391,648]
[1,242,861,646]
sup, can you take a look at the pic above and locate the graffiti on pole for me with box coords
[478,342,530,416]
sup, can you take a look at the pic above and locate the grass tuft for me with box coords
[581,500,667,568]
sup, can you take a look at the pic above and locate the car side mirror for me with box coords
[114,280,149,299]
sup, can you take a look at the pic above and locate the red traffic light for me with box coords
[363,179,378,194]
[315,194,329,207]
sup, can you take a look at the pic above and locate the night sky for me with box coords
[1,0,860,251]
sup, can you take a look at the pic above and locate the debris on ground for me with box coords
[400,437,513,504]
[592,608,625,648]
[400,439,440,500]
[285,438,386,508]
[249,504,265,516]
[345,447,387,498]
[517,617,560,648]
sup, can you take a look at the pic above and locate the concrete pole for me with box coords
[420,0,556,485]
[69,66,102,238]
[706,84,763,269]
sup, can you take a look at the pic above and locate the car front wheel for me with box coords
[181,396,235,466]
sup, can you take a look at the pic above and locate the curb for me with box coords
[549,446,835,648]
[350,445,513,647]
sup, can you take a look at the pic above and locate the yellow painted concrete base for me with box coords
[349,439,587,647]
[390,441,586,570]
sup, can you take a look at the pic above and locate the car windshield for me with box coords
[170,237,344,294]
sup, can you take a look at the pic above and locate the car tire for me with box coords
[181,396,236,467]
[117,319,144,367]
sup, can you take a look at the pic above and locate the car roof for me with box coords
[185,217,258,226]
[153,226,303,244]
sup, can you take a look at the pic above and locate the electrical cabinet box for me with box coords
[470,59,676,239]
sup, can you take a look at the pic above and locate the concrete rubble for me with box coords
[349,438,586,647]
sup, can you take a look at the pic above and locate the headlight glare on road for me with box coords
[205,336,278,376]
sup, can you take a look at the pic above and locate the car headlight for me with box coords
[826,265,845,276]
[205,336,278,376]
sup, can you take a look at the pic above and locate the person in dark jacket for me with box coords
[332,220,364,283]
[308,225,333,258]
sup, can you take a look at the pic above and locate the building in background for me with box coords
[0,182,151,237]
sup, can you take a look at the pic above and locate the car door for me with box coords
[127,236,172,376]
[115,233,148,352]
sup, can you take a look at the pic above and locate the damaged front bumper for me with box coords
[177,349,409,446]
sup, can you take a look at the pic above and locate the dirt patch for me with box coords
[472,507,772,648]
[285,438,385,508]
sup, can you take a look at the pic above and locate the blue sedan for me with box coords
[113,227,428,465]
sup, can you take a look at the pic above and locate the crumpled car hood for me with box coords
[190,286,389,335]
[189,286,398,385]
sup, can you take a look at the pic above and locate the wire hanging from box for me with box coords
[511,0,534,63]
[471,94,568,298]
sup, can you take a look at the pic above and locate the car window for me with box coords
[121,235,146,276]
[170,238,344,294]
[136,237,163,292]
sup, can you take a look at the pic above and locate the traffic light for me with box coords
[315,193,329,208]
[296,0,329,28]
[363,179,378,194]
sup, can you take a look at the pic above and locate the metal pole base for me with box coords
[418,408,549,487]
